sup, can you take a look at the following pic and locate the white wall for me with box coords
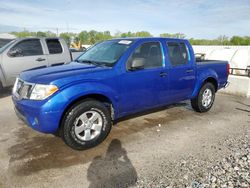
[220,75,250,98]
[194,46,250,98]
[193,46,250,69]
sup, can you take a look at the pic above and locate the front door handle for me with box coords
[36,58,46,62]
[160,72,167,77]
[186,69,194,73]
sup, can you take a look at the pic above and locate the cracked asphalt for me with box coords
[0,89,249,188]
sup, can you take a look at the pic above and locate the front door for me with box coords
[119,41,169,116]
[2,39,48,85]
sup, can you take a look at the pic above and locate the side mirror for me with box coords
[131,58,145,70]
[80,47,87,52]
[8,48,22,57]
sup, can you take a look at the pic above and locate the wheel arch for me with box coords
[192,75,219,98]
[58,93,115,134]
[203,77,218,92]
[0,80,3,90]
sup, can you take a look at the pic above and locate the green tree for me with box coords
[160,33,185,39]
[119,31,152,38]
[88,30,98,44]
[12,30,57,38]
[135,31,152,37]
[230,36,250,45]
[59,32,72,45]
[11,29,250,46]
[217,35,230,45]
[36,31,47,37]
[79,31,89,44]
[120,31,135,38]
[12,30,36,38]
[45,31,57,37]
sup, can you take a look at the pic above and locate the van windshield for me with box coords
[0,40,16,54]
[76,40,134,67]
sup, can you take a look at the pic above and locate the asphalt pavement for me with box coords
[0,89,249,188]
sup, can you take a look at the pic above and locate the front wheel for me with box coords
[61,100,112,150]
[191,82,215,113]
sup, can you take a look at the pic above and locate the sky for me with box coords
[0,0,250,39]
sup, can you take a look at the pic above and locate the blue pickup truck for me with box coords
[12,38,229,150]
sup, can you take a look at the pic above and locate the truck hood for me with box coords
[20,62,111,87]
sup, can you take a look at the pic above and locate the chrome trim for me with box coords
[13,78,35,100]
[224,81,230,88]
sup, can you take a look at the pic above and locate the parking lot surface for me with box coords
[0,90,249,187]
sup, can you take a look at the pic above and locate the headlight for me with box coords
[30,84,58,100]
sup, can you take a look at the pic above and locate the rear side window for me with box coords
[46,39,63,54]
[127,42,163,69]
[167,42,188,66]
[9,39,43,57]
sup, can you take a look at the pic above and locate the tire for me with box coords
[0,82,3,91]
[61,100,112,150]
[0,82,4,94]
[191,82,215,113]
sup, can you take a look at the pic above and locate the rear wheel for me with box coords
[191,82,215,113]
[61,100,112,150]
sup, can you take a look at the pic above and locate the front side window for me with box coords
[127,42,163,70]
[0,39,16,54]
[8,39,43,57]
[167,42,188,66]
[46,39,63,54]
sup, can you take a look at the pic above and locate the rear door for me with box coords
[166,41,195,101]
[2,38,48,85]
[45,38,71,66]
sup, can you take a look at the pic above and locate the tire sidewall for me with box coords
[0,82,3,91]
[198,83,215,112]
[62,101,111,150]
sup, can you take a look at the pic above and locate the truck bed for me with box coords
[196,60,228,89]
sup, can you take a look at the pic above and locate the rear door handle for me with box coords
[160,72,167,77]
[186,69,194,73]
[36,58,46,62]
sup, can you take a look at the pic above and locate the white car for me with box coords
[0,37,83,90]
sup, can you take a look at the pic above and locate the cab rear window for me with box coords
[46,39,63,54]
[167,42,188,66]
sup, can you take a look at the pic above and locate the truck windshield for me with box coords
[76,40,133,67]
[0,39,16,54]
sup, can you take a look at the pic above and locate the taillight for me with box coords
[227,63,230,76]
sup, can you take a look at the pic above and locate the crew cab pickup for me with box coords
[12,38,229,150]
[0,37,83,90]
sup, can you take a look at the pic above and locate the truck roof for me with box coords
[15,37,62,41]
[109,37,188,42]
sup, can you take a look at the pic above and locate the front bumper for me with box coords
[12,95,63,134]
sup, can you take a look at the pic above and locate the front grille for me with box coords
[13,78,33,99]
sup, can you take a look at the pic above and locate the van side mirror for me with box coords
[8,48,23,57]
[131,58,145,70]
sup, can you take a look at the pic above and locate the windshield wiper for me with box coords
[77,59,110,67]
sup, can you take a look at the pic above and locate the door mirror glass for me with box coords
[131,58,145,70]
[8,47,23,57]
